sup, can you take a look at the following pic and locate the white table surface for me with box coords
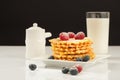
[0,46,120,80]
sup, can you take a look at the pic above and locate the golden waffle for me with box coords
[53,51,95,61]
[51,47,93,54]
[49,37,93,47]
[49,37,95,61]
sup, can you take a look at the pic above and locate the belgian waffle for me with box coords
[49,37,95,61]
[53,50,95,61]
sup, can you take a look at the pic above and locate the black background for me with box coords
[0,0,120,46]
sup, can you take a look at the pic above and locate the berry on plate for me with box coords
[82,55,90,62]
[75,31,85,40]
[48,55,54,59]
[29,64,37,71]
[76,57,82,61]
[68,32,75,38]
[69,67,78,75]
[62,67,69,74]
[59,32,69,41]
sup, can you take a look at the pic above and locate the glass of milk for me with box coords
[86,12,110,54]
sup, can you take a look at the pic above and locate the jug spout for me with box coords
[45,32,52,38]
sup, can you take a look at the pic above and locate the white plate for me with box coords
[32,55,110,68]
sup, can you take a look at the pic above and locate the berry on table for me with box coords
[62,67,69,74]
[74,64,83,73]
[82,55,90,62]
[29,64,37,71]
[75,31,85,40]
[59,32,69,41]
[69,67,78,75]
[48,55,54,59]
[68,32,75,38]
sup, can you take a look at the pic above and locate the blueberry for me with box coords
[76,57,82,61]
[29,64,37,71]
[48,55,54,59]
[69,68,78,75]
[82,55,90,62]
[62,67,69,74]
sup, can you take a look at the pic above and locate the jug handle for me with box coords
[45,32,52,38]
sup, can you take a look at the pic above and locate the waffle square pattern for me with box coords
[49,37,95,61]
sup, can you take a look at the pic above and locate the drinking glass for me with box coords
[86,12,110,54]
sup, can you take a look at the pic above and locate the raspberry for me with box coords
[75,32,85,40]
[68,32,75,38]
[59,32,69,41]
[74,64,83,73]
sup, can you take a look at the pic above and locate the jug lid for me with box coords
[27,23,45,31]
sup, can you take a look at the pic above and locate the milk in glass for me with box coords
[86,12,110,54]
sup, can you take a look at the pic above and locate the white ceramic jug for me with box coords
[25,23,52,59]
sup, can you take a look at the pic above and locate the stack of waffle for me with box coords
[49,37,95,61]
